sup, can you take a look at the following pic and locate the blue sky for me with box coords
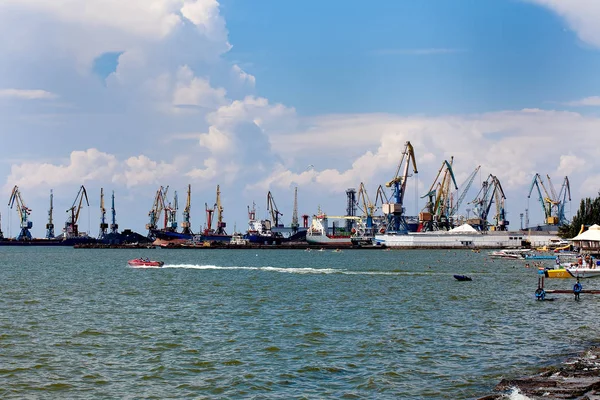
[1,0,600,237]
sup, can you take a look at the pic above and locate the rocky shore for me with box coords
[479,346,600,399]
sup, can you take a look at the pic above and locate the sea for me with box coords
[1,247,598,399]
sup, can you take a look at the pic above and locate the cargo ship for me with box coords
[305,213,357,246]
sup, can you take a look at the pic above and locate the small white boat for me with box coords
[566,267,600,279]
[489,249,531,259]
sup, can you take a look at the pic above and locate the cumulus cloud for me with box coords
[231,64,256,87]
[527,0,600,48]
[564,96,600,106]
[0,89,57,100]
[172,65,227,110]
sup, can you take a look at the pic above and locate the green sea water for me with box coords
[0,247,597,399]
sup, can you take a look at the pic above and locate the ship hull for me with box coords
[0,237,98,246]
[375,231,560,249]
[306,234,352,246]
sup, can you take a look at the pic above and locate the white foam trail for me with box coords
[162,264,409,275]
[506,387,534,400]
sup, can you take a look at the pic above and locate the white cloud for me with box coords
[564,96,600,106]
[0,89,57,100]
[172,65,227,110]
[232,64,256,87]
[527,0,600,48]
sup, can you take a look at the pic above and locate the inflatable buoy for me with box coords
[535,288,546,301]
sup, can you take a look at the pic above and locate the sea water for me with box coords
[0,247,597,399]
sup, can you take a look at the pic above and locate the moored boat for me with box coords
[127,258,164,268]
[566,267,600,279]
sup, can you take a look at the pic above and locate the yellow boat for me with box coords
[544,268,571,278]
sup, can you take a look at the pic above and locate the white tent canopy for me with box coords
[569,224,600,241]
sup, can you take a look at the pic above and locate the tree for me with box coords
[559,193,600,238]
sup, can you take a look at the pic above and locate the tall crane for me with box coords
[8,185,33,240]
[291,187,299,233]
[419,158,457,231]
[267,191,283,227]
[166,191,178,232]
[215,185,226,235]
[449,165,481,221]
[527,173,555,225]
[546,175,572,225]
[181,184,192,235]
[146,185,168,238]
[205,201,215,234]
[383,141,418,233]
[110,190,118,234]
[99,188,108,239]
[46,189,55,239]
[65,185,89,239]
[469,175,506,231]
[0,212,3,240]
[356,182,376,230]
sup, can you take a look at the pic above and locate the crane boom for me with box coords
[181,184,192,235]
[8,185,33,240]
[215,185,226,234]
[110,190,118,234]
[46,189,55,239]
[99,188,108,239]
[65,185,89,239]
[267,191,283,227]
[383,141,418,233]
[450,165,480,218]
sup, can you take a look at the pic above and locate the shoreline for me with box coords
[478,346,600,399]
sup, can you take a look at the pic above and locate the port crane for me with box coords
[64,185,89,238]
[546,175,571,225]
[46,190,55,239]
[181,184,192,235]
[419,158,457,231]
[146,185,168,238]
[383,141,418,233]
[448,165,481,223]
[527,173,556,225]
[99,188,108,239]
[166,191,178,232]
[8,185,33,240]
[0,212,3,240]
[267,191,283,227]
[469,175,506,231]
[215,185,226,234]
[110,190,118,234]
[291,187,299,233]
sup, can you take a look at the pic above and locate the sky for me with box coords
[2,0,600,238]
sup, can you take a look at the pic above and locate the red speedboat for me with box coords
[127,258,164,268]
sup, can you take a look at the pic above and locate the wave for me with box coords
[162,264,410,275]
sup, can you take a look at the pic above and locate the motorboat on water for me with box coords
[489,249,531,259]
[566,267,600,279]
[453,274,472,281]
[127,258,164,268]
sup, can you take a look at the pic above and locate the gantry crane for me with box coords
[204,201,215,234]
[99,188,108,239]
[215,185,226,235]
[546,175,571,225]
[469,175,506,231]
[146,185,168,238]
[110,190,118,234]
[448,165,481,223]
[64,185,89,238]
[181,184,192,235]
[527,173,556,225]
[291,187,299,233]
[419,157,457,231]
[166,190,178,232]
[356,182,377,232]
[8,185,33,240]
[46,190,55,239]
[267,191,283,227]
[383,141,418,233]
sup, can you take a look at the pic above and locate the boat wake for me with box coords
[162,264,408,275]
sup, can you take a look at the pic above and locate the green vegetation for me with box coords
[559,194,600,238]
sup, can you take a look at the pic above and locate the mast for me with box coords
[46,189,55,239]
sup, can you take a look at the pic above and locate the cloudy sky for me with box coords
[1,0,600,238]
